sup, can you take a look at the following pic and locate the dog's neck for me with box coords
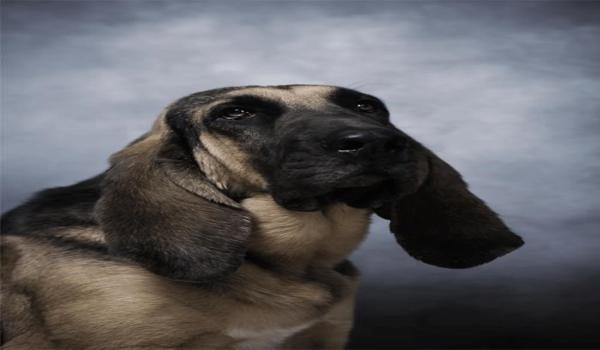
[241,195,371,274]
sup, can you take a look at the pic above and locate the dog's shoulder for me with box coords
[1,222,359,349]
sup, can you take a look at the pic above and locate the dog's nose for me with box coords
[327,130,406,155]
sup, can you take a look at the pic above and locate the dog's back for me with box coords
[1,174,103,236]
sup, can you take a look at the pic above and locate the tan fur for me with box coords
[242,195,370,272]
[225,85,337,110]
[2,195,363,349]
[46,227,106,245]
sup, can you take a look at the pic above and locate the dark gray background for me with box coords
[2,1,599,348]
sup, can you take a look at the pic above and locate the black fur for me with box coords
[1,174,103,235]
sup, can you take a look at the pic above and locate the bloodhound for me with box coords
[0,85,523,349]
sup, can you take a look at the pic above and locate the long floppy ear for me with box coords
[375,144,524,268]
[95,118,252,282]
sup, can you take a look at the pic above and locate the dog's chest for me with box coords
[228,320,316,349]
[226,195,367,347]
[241,195,371,267]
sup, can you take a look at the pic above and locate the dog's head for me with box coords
[95,85,523,282]
[167,85,422,210]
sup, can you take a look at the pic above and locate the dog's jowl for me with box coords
[1,85,523,349]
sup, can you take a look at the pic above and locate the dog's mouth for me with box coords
[273,175,405,212]
[274,179,397,211]
[321,178,397,209]
[270,157,422,211]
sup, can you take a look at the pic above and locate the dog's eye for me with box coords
[219,107,255,120]
[356,101,377,113]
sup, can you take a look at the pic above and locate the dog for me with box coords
[1,85,523,349]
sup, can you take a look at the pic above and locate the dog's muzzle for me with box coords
[270,124,418,211]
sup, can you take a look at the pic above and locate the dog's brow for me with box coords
[327,88,388,115]
[217,95,286,114]
[224,86,335,109]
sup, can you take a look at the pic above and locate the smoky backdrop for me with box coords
[2,1,599,348]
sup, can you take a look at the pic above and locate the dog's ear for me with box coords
[375,144,524,268]
[95,116,252,282]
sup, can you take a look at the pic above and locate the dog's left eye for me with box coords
[219,107,255,120]
[356,101,377,113]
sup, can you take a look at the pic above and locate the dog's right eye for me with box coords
[218,107,255,120]
[356,101,377,113]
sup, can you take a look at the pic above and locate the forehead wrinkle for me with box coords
[223,86,336,110]
[289,85,339,109]
[187,99,227,122]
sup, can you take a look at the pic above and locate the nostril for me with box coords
[335,134,369,152]
[326,130,406,155]
[337,137,367,152]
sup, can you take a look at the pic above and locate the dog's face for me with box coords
[96,85,523,282]
[165,85,425,211]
